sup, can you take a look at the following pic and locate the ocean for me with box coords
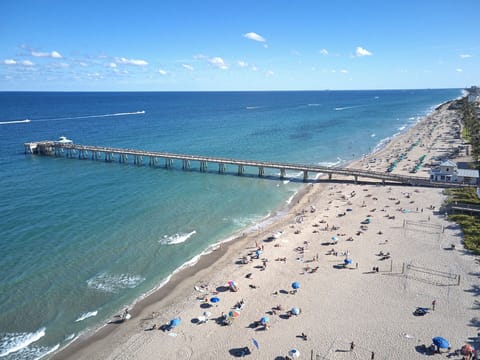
[0,89,461,359]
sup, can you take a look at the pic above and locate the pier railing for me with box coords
[24,140,470,188]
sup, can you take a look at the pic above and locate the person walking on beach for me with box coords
[432,299,436,311]
[350,341,355,351]
[371,351,375,359]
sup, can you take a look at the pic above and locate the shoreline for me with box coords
[52,97,474,360]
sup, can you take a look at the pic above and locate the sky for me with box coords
[0,0,479,91]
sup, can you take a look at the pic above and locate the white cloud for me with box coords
[355,46,372,57]
[116,57,148,66]
[243,32,266,43]
[182,64,194,71]
[79,62,88,67]
[158,69,167,75]
[456,68,463,72]
[340,69,349,74]
[237,60,248,68]
[107,62,117,68]
[208,57,228,70]
[31,50,62,58]
[319,48,329,56]
[460,54,472,59]
[265,70,274,77]
[3,59,35,66]
[193,54,208,60]
[251,65,258,71]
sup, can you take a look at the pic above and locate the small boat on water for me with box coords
[55,136,73,144]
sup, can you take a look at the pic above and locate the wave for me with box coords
[86,272,145,293]
[307,103,321,107]
[0,119,31,125]
[245,106,260,110]
[160,230,196,245]
[75,310,98,322]
[21,111,145,123]
[318,157,344,168]
[334,104,367,111]
[397,125,407,131]
[0,327,46,357]
[370,133,376,138]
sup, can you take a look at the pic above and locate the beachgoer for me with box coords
[371,351,375,359]
[301,332,308,340]
[350,341,355,351]
[432,299,436,311]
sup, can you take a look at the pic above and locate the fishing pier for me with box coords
[24,140,465,187]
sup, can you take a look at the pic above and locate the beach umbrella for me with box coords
[228,310,240,318]
[291,307,300,315]
[252,338,259,350]
[288,348,300,358]
[210,297,220,303]
[203,311,212,317]
[291,281,300,290]
[346,208,353,212]
[228,280,237,287]
[256,249,262,256]
[169,318,181,327]
[260,316,269,325]
[344,258,353,265]
[462,344,474,355]
[432,337,450,349]
[331,236,338,242]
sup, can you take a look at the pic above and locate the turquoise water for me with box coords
[0,89,461,359]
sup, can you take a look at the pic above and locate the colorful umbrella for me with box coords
[291,281,300,289]
[291,307,300,315]
[432,337,450,349]
[228,310,240,318]
[260,316,269,324]
[210,297,220,303]
[344,258,353,265]
[228,280,237,287]
[461,344,474,355]
[169,318,181,327]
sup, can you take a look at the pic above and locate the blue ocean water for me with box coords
[0,89,461,359]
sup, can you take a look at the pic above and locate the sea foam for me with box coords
[160,230,196,245]
[87,273,145,293]
[0,327,46,357]
[74,310,98,322]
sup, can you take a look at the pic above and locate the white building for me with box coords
[430,160,479,185]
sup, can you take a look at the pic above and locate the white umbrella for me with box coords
[288,348,300,358]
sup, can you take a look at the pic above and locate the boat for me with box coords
[55,136,73,144]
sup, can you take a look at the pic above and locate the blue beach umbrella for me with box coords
[291,307,300,315]
[432,337,450,349]
[344,258,353,265]
[331,236,338,242]
[169,318,181,327]
[291,281,300,290]
[210,297,220,303]
[260,316,269,324]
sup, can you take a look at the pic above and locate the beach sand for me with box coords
[52,101,479,360]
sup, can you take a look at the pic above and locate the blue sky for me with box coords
[0,0,478,91]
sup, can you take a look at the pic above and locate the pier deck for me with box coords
[24,140,469,188]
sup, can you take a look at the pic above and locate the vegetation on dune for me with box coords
[445,187,480,254]
[444,187,480,206]
[459,98,480,165]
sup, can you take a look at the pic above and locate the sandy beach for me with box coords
[52,101,479,360]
